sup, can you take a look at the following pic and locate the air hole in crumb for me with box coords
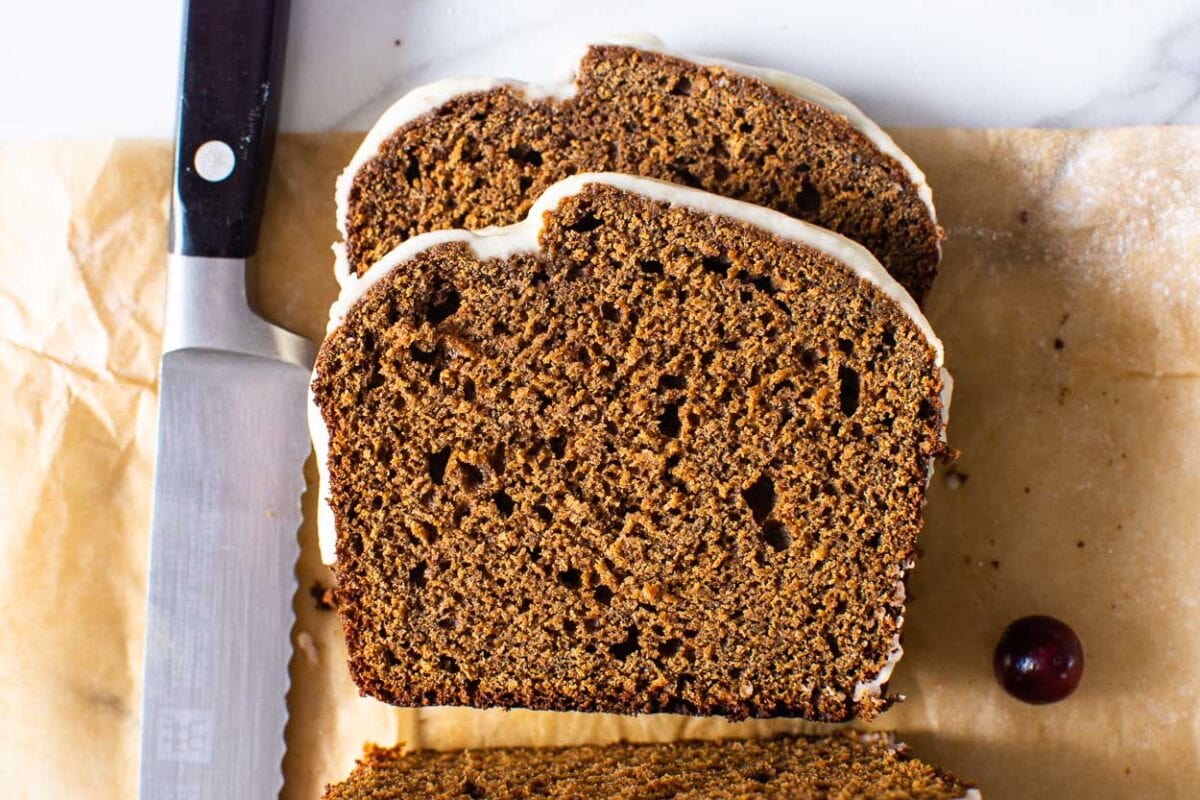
[742,473,776,524]
[750,772,773,784]
[839,365,861,416]
[461,378,476,402]
[438,655,460,674]
[658,638,683,658]
[825,633,842,659]
[658,403,683,438]
[750,274,776,295]
[600,302,620,322]
[558,568,582,589]
[492,490,514,518]
[762,519,791,551]
[918,399,937,421]
[702,254,731,277]
[424,279,460,325]
[529,546,542,563]
[427,446,451,484]
[562,619,577,635]
[462,779,483,799]
[403,157,420,183]
[529,269,548,286]
[533,505,553,523]
[796,178,822,213]
[882,325,897,348]
[518,175,532,191]
[415,520,438,545]
[670,75,693,96]
[549,435,567,459]
[457,461,484,490]
[609,626,641,660]
[409,560,427,588]
[639,259,664,276]
[838,338,855,354]
[507,144,543,167]
[408,341,439,364]
[658,373,687,391]
[488,442,506,475]
[594,584,613,605]
[800,348,819,369]
[568,212,603,233]
[672,166,703,188]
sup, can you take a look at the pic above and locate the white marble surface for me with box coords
[3,0,1200,140]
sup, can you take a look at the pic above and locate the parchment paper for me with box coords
[1,128,1197,800]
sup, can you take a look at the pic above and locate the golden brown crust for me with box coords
[321,734,975,799]
[313,184,946,723]
[344,45,941,304]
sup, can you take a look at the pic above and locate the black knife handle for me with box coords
[169,0,290,258]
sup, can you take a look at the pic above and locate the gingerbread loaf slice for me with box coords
[311,174,950,722]
[322,734,978,800]
[337,39,942,304]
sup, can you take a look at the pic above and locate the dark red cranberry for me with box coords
[993,615,1083,704]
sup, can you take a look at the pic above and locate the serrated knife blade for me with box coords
[139,1,307,797]
[141,321,311,799]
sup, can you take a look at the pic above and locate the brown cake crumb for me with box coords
[343,44,941,303]
[313,181,947,722]
[321,734,976,799]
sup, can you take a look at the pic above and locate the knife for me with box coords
[139,1,312,797]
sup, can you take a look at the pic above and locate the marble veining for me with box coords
[1038,12,1200,127]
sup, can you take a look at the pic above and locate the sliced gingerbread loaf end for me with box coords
[322,734,977,799]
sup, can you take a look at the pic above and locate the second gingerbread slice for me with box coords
[337,40,941,304]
